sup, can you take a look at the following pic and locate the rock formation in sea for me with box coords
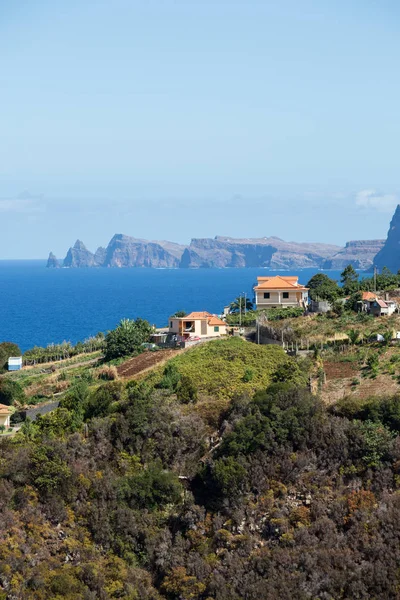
[46,252,60,268]
[63,240,97,268]
[374,205,400,273]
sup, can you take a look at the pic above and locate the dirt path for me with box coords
[117,348,186,379]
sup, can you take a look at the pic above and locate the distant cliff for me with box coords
[323,239,385,270]
[374,205,400,272]
[49,234,383,269]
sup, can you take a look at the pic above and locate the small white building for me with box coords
[8,357,22,371]
[370,299,397,317]
[169,311,227,340]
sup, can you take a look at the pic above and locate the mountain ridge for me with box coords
[47,234,384,270]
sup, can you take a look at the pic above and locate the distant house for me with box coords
[370,299,397,317]
[0,404,13,430]
[360,291,378,312]
[169,311,227,340]
[8,357,22,371]
[253,275,308,310]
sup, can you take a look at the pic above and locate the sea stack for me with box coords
[63,240,97,268]
[46,252,60,268]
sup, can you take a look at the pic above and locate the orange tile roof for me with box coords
[0,404,12,414]
[362,291,377,301]
[257,275,298,282]
[183,311,212,320]
[208,316,226,326]
[254,275,308,291]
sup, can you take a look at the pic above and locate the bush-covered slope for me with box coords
[2,339,400,598]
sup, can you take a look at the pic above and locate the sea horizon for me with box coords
[0,261,352,352]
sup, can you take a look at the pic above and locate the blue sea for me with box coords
[0,261,346,352]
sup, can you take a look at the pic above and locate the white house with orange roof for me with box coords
[169,311,227,340]
[253,275,309,310]
[0,404,13,430]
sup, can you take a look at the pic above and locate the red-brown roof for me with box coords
[0,404,12,414]
[254,275,308,291]
[376,299,388,308]
[362,291,377,301]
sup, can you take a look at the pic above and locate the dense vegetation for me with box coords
[2,331,400,598]
[0,342,21,373]
[307,264,400,302]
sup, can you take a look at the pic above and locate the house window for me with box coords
[170,321,173,328]
[214,326,219,332]
[283,292,289,299]
[264,292,270,299]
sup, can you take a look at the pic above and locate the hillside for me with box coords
[3,328,400,598]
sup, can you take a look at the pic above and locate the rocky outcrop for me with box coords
[94,247,107,266]
[46,252,60,268]
[103,234,185,268]
[51,233,384,269]
[63,240,97,268]
[374,205,400,273]
[323,240,385,270]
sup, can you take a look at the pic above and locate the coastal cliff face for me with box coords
[182,236,340,269]
[374,205,400,272]
[103,234,185,268]
[51,234,383,269]
[323,239,385,270]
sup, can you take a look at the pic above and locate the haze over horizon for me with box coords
[1,1,400,258]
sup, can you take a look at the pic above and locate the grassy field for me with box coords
[146,337,306,399]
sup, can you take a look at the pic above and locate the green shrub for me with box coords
[157,363,181,392]
[242,368,254,383]
[176,375,198,404]
[0,378,25,406]
[104,318,153,361]
[119,462,182,510]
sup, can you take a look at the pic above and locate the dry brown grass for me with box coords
[97,365,119,381]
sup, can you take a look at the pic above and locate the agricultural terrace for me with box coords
[261,312,400,347]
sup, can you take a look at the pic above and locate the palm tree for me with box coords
[229,296,253,314]
[347,330,360,345]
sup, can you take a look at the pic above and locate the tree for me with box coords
[306,274,339,303]
[341,264,359,294]
[229,296,253,313]
[345,291,362,312]
[104,318,154,361]
[172,310,186,317]
[0,342,21,373]
[0,378,25,406]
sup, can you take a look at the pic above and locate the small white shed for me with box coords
[8,357,22,371]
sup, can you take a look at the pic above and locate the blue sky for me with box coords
[1,0,399,258]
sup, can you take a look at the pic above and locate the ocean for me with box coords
[0,261,346,352]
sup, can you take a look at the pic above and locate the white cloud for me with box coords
[355,189,398,212]
[0,193,44,214]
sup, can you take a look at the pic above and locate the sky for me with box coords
[1,0,400,258]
